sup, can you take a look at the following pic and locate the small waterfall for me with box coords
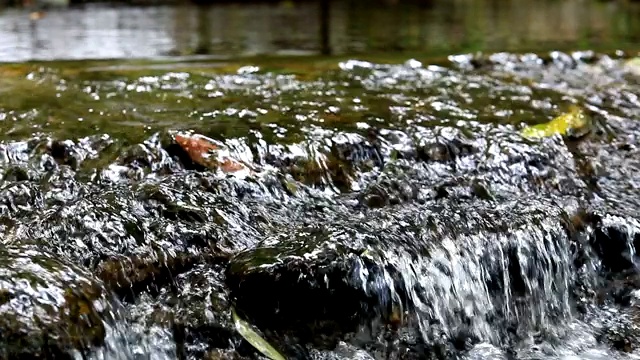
[348,200,576,349]
[79,297,178,360]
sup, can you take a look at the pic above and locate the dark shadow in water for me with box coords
[193,4,211,55]
[319,0,330,55]
[0,0,639,62]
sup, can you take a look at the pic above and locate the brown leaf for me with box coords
[174,133,246,173]
[174,133,219,167]
[29,11,45,21]
[220,158,246,173]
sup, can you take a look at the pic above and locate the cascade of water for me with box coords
[347,202,576,349]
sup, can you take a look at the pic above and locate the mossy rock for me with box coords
[0,245,117,359]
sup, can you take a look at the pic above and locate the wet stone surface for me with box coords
[1,52,640,359]
[0,244,120,359]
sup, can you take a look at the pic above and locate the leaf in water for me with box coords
[29,11,46,21]
[174,133,219,164]
[624,57,640,76]
[521,106,588,139]
[281,176,298,195]
[174,132,247,173]
[232,308,286,360]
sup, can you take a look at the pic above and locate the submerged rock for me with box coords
[0,245,119,359]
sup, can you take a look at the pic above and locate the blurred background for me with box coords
[0,0,638,63]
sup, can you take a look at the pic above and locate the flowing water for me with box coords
[0,50,639,360]
[2,1,640,359]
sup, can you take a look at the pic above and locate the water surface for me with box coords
[1,0,640,62]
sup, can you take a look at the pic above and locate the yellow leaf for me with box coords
[232,308,286,360]
[521,106,587,139]
[624,58,640,76]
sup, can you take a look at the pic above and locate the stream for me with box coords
[1,1,640,360]
[0,50,640,360]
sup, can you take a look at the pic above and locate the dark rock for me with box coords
[119,132,178,174]
[13,173,277,297]
[0,244,119,359]
[227,227,368,349]
[361,175,419,208]
[332,134,384,169]
[417,137,478,163]
[588,212,640,274]
[46,135,114,170]
[358,122,587,209]
[203,349,252,360]
[126,264,260,360]
[591,306,640,353]
[0,182,44,218]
